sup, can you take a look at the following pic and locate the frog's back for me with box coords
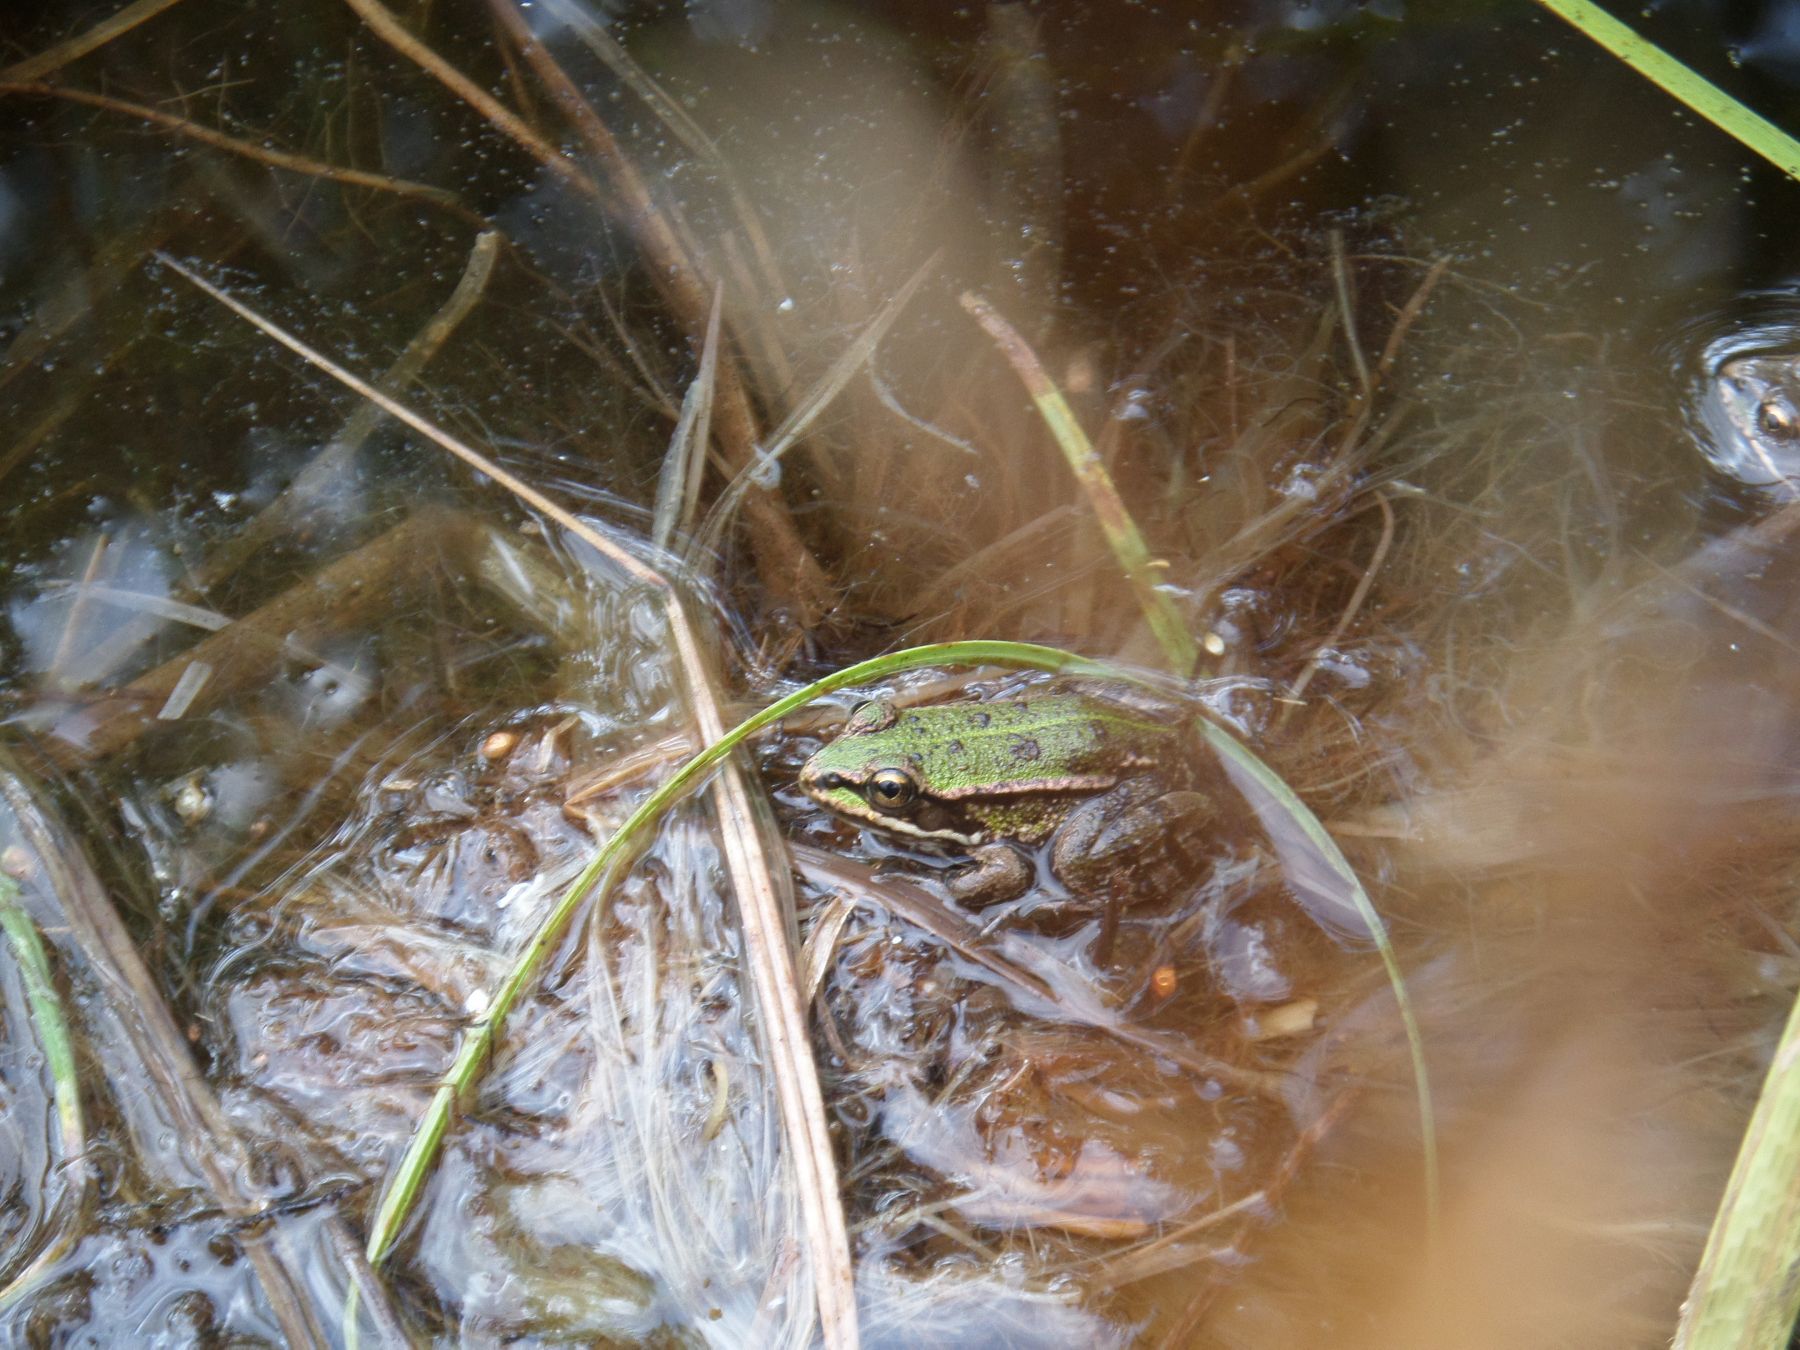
[908,693,1173,786]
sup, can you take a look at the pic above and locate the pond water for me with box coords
[1,0,1798,1345]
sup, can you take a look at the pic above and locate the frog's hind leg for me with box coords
[1054,784,1217,965]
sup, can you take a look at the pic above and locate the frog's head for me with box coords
[1702,353,1800,487]
[798,699,984,845]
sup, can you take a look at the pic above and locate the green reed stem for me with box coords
[1674,976,1800,1348]
[0,868,87,1308]
[363,641,1100,1265]
[960,293,1202,678]
[1197,722,1438,1234]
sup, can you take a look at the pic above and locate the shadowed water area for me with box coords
[2,0,1800,1345]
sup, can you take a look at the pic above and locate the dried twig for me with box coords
[46,507,482,763]
[1285,492,1395,708]
[343,0,831,616]
[1,222,169,394]
[45,533,107,688]
[1372,255,1452,390]
[652,284,722,550]
[480,0,707,297]
[193,229,504,589]
[0,757,331,1348]
[477,0,832,617]
[0,82,474,219]
[0,0,188,81]
[1330,229,1371,398]
[664,620,862,1349]
[341,0,605,201]
[691,255,939,571]
[157,256,859,1348]
[537,0,788,302]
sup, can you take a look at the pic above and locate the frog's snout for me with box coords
[797,758,843,797]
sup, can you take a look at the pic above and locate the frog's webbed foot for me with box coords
[944,841,1032,908]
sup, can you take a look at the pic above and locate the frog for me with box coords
[798,690,1218,940]
[1698,350,1800,488]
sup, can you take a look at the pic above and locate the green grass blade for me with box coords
[1197,721,1438,1233]
[364,637,1433,1278]
[1674,976,1800,1348]
[1534,0,1800,181]
[0,867,88,1308]
[960,293,1201,678]
[0,873,82,1155]
[363,640,1100,1266]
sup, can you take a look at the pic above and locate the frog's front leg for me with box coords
[944,840,1032,908]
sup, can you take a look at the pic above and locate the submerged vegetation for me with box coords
[1,0,1800,1346]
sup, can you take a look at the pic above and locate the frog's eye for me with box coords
[867,768,917,808]
[1760,395,1800,442]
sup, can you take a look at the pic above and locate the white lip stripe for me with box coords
[804,788,985,847]
[859,815,982,847]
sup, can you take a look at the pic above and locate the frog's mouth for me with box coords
[849,809,984,849]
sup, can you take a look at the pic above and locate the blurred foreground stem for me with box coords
[1675,977,1800,1347]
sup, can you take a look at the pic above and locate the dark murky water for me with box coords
[2,0,1800,1345]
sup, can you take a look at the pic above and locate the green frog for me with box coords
[1700,350,1800,488]
[798,690,1217,927]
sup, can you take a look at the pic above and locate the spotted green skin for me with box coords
[800,695,1172,839]
[799,692,1211,913]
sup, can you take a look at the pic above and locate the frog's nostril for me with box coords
[822,772,844,789]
